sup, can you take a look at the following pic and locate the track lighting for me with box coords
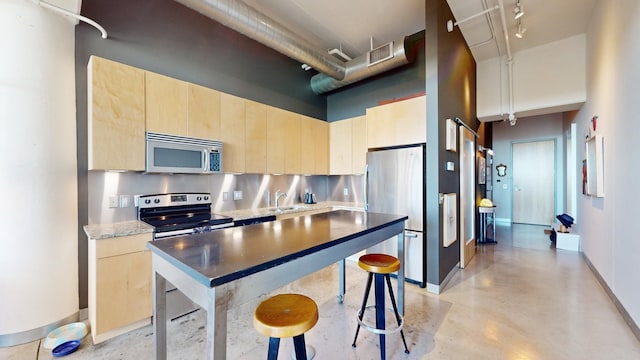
[514,0,524,20]
[515,19,526,39]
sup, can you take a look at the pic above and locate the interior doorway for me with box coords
[512,140,556,225]
[459,126,476,268]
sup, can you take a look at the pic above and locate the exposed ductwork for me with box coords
[310,38,409,94]
[174,0,411,94]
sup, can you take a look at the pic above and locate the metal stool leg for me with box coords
[292,334,308,360]
[385,275,410,354]
[352,272,373,347]
[374,273,386,360]
[267,337,280,360]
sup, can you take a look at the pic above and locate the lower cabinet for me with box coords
[88,233,152,344]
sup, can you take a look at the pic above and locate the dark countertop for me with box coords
[147,210,407,288]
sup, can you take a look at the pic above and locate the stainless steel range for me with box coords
[138,193,233,239]
[137,192,234,320]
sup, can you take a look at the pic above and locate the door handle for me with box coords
[404,231,418,238]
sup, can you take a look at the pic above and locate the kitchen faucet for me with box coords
[274,190,287,209]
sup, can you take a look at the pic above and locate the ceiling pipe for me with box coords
[174,0,412,94]
[174,0,347,80]
[497,0,516,125]
[38,0,107,39]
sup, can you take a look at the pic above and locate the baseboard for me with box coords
[426,262,460,294]
[582,253,640,342]
[0,311,79,347]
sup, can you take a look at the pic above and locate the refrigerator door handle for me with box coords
[363,164,369,211]
[404,231,418,238]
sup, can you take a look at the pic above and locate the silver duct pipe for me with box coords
[310,37,409,94]
[175,0,346,80]
[174,0,411,94]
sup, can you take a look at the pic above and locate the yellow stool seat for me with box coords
[358,253,400,274]
[254,293,318,339]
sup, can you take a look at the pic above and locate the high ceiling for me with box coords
[241,0,596,63]
[53,0,596,64]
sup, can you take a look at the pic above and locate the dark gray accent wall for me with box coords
[326,31,426,121]
[425,0,478,286]
[75,0,328,308]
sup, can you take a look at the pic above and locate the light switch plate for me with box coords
[233,190,243,200]
[108,196,118,208]
[223,192,229,201]
[446,162,455,171]
[343,188,349,196]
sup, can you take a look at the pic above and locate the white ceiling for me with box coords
[242,0,596,63]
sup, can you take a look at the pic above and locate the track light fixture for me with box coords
[515,19,526,39]
[514,0,524,20]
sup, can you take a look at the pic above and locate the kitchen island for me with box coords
[147,209,407,360]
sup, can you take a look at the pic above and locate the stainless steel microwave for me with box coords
[145,132,223,174]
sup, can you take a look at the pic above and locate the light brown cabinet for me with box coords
[366,95,426,148]
[245,100,268,173]
[351,115,367,173]
[88,233,152,344]
[87,56,146,171]
[266,107,301,174]
[220,93,246,173]
[301,116,329,175]
[145,71,188,136]
[188,83,221,140]
[330,115,367,175]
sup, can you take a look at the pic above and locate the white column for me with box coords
[0,0,79,344]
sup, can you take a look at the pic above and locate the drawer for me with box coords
[95,233,152,259]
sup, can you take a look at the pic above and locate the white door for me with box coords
[512,140,555,225]
[459,127,476,268]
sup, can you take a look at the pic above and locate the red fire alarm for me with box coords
[592,116,598,131]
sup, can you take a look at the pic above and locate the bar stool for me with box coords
[352,253,410,359]
[254,293,318,360]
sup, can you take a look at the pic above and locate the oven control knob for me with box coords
[204,196,209,201]
[144,199,151,205]
[154,199,160,204]
[197,196,202,201]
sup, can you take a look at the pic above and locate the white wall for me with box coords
[478,35,587,121]
[576,0,640,326]
[0,0,78,340]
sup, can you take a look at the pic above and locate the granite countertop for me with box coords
[83,220,154,240]
[84,201,363,240]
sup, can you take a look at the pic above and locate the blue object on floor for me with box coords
[52,340,80,357]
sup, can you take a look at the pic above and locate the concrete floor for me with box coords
[3,224,640,359]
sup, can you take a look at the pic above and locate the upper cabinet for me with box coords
[146,72,222,140]
[300,116,329,175]
[330,115,367,175]
[88,56,146,171]
[245,100,268,174]
[145,71,188,136]
[266,107,300,174]
[220,93,246,173]
[187,83,221,140]
[366,95,426,148]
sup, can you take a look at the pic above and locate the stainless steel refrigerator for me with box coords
[365,144,426,287]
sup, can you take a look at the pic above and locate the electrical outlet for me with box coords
[233,190,243,200]
[119,195,130,208]
[223,192,229,201]
[108,196,118,208]
[343,188,349,196]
